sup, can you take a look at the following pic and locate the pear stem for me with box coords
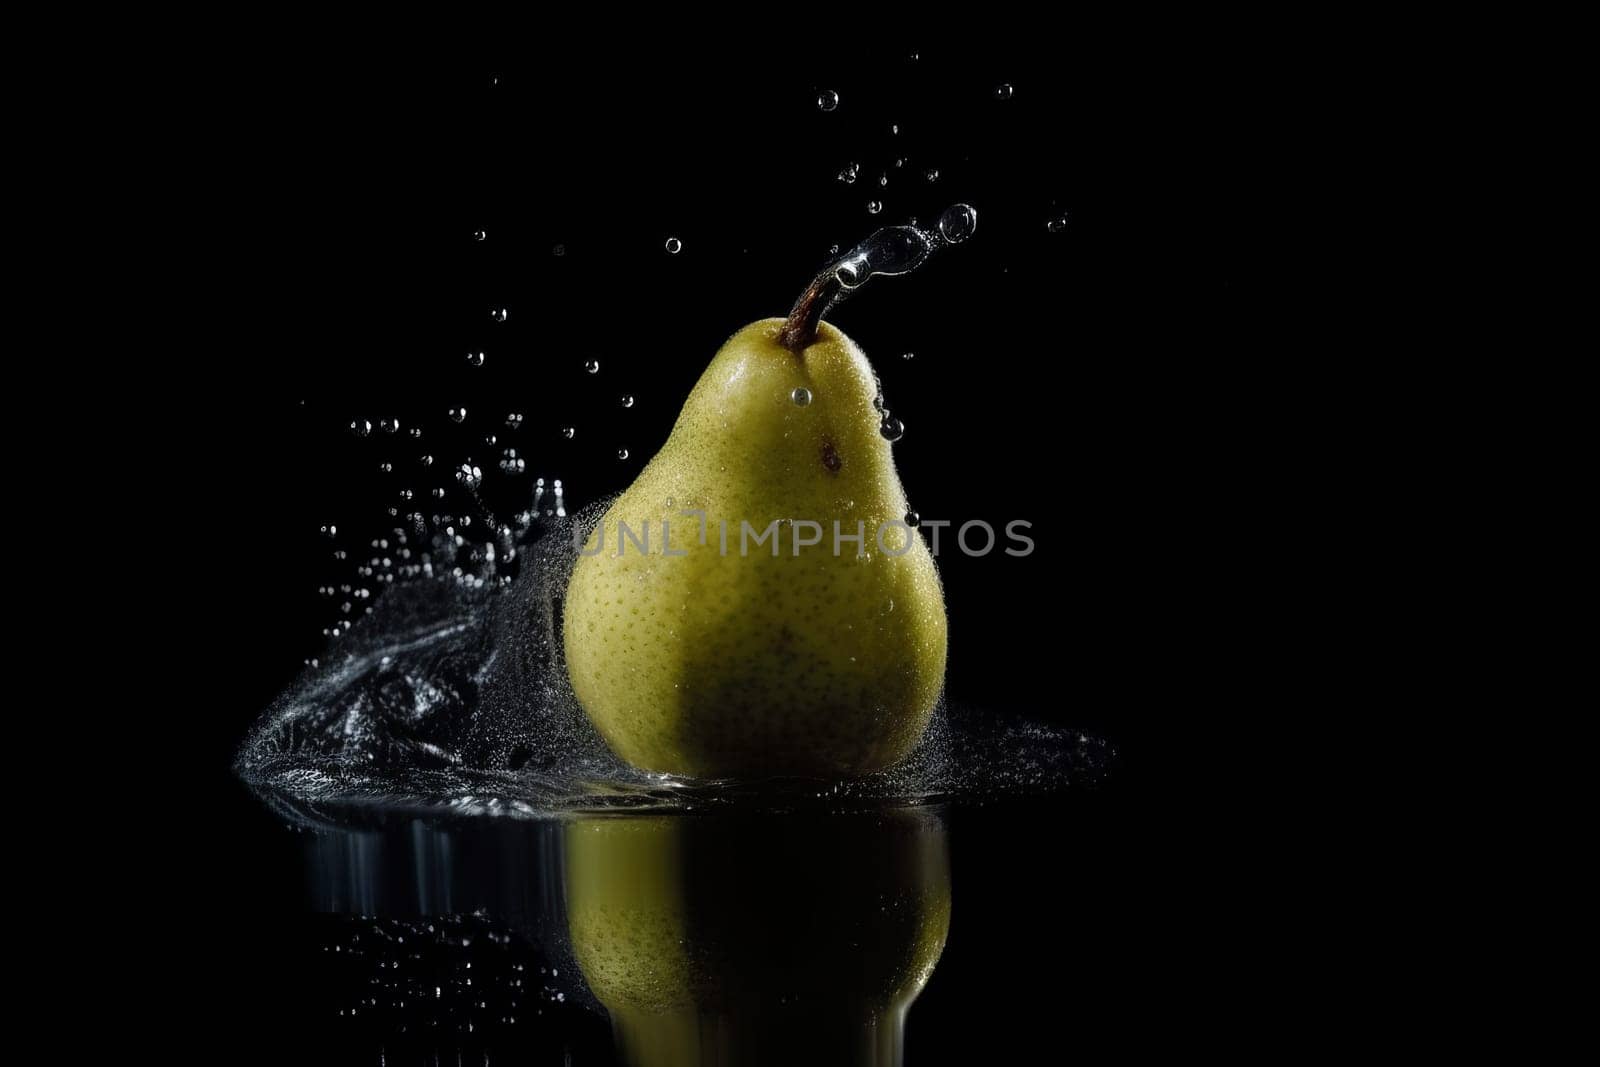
[777,263,847,353]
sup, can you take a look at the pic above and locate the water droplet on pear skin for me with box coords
[791,387,812,407]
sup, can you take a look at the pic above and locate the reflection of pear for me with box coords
[564,809,950,1067]
[563,319,948,778]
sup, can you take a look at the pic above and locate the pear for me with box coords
[562,317,947,778]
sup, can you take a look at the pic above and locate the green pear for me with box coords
[562,318,947,778]
[564,809,951,1066]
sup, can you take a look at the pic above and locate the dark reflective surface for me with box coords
[195,774,1144,1065]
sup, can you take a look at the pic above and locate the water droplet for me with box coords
[817,89,839,112]
[880,415,905,442]
[490,308,507,323]
[620,395,634,408]
[466,351,485,367]
[836,163,859,184]
[901,351,915,361]
[617,448,630,461]
[409,427,423,439]
[1048,215,1069,233]
[584,360,600,374]
[348,418,371,438]
[379,417,400,434]
[472,230,487,241]
[482,434,497,446]
[993,83,1014,100]
[664,237,682,254]
[938,204,978,243]
[904,511,920,528]
[505,412,523,428]
[320,524,338,538]
[895,158,907,169]
[908,51,921,62]
[379,461,393,473]
[561,427,575,439]
[925,168,940,182]
[398,488,414,501]
[890,124,900,136]
[419,454,433,467]
[431,487,446,499]
[456,464,483,490]
[449,407,467,423]
[878,172,890,187]
[867,200,884,215]
[552,243,566,257]
[791,387,812,407]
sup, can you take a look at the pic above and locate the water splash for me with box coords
[238,499,1115,822]
[831,204,977,294]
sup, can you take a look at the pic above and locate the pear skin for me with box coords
[562,318,947,778]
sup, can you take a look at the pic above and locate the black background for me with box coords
[154,32,1295,1063]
